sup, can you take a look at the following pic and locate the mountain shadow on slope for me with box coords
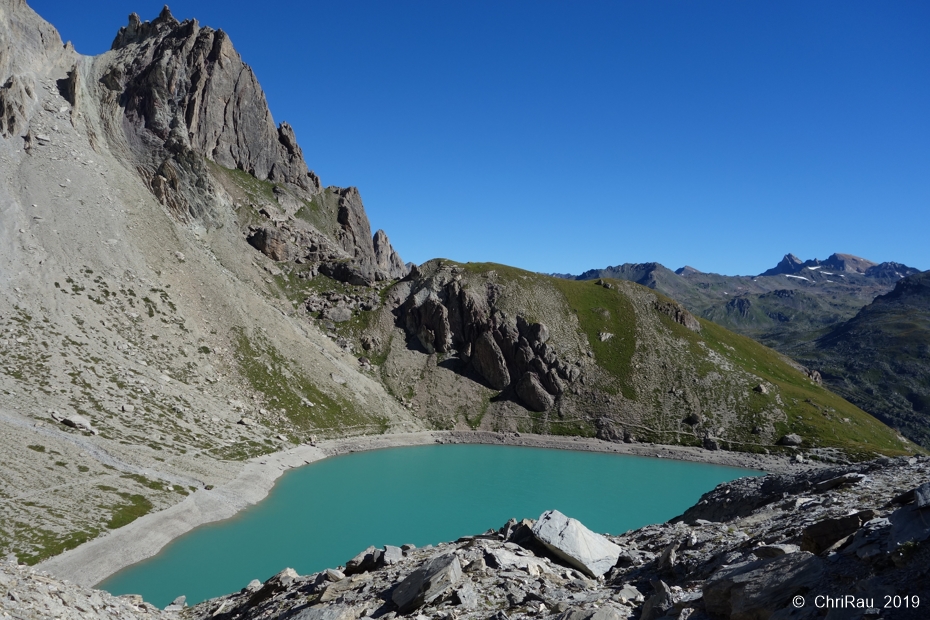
[795,271,930,446]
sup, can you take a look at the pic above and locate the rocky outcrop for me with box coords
[397,264,580,411]
[472,331,511,389]
[243,204,407,287]
[653,298,701,332]
[246,219,346,265]
[0,73,33,137]
[515,371,554,412]
[0,557,170,619]
[392,554,462,613]
[373,229,408,279]
[246,226,293,262]
[703,552,823,619]
[319,188,406,282]
[0,0,74,139]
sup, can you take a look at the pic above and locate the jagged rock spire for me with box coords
[111,5,180,49]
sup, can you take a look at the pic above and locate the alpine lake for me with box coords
[98,444,763,606]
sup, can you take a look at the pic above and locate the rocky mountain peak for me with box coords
[758,253,804,277]
[758,252,899,278]
[111,6,180,49]
[821,252,876,274]
[674,265,701,276]
[100,7,320,201]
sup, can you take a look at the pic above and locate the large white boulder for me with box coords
[531,510,622,578]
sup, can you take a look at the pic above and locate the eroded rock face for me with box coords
[516,371,554,412]
[0,0,73,140]
[653,298,701,332]
[397,265,578,411]
[0,74,34,137]
[88,7,406,281]
[246,227,292,262]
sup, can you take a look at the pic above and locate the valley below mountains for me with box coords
[0,2,928,619]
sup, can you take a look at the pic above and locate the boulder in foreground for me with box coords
[531,509,622,577]
[391,553,462,613]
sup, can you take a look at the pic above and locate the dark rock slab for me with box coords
[703,552,823,620]
[515,372,554,412]
[889,503,930,547]
[391,554,462,614]
[802,514,862,554]
[640,579,674,620]
[915,481,930,509]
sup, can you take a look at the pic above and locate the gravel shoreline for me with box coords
[37,431,818,589]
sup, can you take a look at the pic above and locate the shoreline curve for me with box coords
[36,430,816,588]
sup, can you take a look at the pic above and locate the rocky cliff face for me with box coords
[102,7,319,196]
[0,0,74,138]
[74,5,403,278]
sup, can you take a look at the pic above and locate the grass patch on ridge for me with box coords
[550,278,637,399]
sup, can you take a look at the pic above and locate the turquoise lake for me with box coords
[98,444,762,606]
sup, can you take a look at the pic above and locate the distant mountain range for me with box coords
[758,252,917,279]
[557,254,930,445]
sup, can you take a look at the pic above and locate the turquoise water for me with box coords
[98,444,761,606]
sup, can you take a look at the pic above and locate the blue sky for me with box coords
[31,1,929,275]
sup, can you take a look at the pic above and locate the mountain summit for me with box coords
[758,253,806,276]
[757,252,915,278]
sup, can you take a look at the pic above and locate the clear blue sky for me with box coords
[31,1,930,275]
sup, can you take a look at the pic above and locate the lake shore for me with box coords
[37,430,818,588]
